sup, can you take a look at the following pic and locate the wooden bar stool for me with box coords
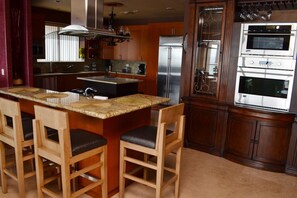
[0,97,36,198]
[119,103,185,198]
[33,105,108,198]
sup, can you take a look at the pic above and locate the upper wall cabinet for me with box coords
[113,25,148,61]
[96,25,148,61]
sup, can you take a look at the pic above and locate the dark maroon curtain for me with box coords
[10,1,22,81]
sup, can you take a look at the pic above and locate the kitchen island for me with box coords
[0,87,169,197]
[77,76,141,98]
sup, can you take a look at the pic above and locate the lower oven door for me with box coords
[234,67,295,111]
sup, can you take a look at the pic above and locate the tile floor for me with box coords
[1,148,297,197]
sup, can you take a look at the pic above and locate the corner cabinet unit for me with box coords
[224,106,295,172]
[181,0,234,155]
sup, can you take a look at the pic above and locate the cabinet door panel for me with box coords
[191,3,225,98]
[253,121,292,165]
[225,115,256,159]
[186,106,217,149]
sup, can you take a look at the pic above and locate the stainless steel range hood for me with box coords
[59,0,128,40]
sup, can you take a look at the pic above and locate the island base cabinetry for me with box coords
[224,106,295,172]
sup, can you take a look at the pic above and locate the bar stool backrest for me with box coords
[156,103,185,151]
[33,105,72,162]
[0,98,24,144]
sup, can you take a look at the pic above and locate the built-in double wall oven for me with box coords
[235,23,297,112]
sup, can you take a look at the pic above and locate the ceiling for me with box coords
[31,0,185,25]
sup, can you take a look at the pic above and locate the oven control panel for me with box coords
[238,57,296,71]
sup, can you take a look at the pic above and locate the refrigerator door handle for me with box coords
[166,47,171,98]
[183,33,188,52]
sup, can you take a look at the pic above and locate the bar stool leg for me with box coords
[156,154,165,198]
[15,145,26,198]
[175,148,182,198]
[101,146,108,198]
[119,143,125,198]
[61,162,71,197]
[0,142,8,193]
[35,155,44,198]
[143,154,149,180]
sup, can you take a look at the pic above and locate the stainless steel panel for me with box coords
[157,36,182,105]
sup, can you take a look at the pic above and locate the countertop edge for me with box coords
[0,87,169,119]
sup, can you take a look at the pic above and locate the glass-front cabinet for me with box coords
[192,3,226,98]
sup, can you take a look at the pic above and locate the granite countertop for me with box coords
[77,76,141,84]
[0,87,169,119]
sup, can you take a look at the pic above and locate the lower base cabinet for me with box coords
[34,72,104,92]
[183,100,227,156]
[286,119,297,176]
[224,106,295,172]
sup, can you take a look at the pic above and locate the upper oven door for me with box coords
[240,23,297,58]
[234,67,295,111]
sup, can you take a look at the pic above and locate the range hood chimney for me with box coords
[59,0,117,38]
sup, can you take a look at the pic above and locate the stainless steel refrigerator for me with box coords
[157,36,183,105]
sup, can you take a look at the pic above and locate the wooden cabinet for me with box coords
[187,2,226,98]
[34,72,104,92]
[286,118,297,176]
[96,25,148,61]
[224,106,294,172]
[113,40,129,60]
[34,76,58,90]
[86,40,100,59]
[184,99,227,155]
[149,22,183,36]
[115,73,146,94]
[113,25,148,61]
[99,41,114,60]
[181,0,234,156]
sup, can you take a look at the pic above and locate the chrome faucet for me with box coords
[83,87,97,97]
[66,64,75,70]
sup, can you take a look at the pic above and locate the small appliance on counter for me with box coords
[137,63,146,74]
[122,64,131,73]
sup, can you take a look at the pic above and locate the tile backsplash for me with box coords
[109,60,146,74]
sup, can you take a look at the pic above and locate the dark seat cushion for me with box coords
[120,125,172,149]
[49,129,107,156]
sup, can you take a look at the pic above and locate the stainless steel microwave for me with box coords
[239,23,297,58]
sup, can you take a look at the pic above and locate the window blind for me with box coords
[37,25,83,62]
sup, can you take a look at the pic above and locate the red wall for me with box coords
[0,0,12,87]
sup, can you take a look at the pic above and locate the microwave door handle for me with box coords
[238,71,294,77]
[244,33,294,36]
